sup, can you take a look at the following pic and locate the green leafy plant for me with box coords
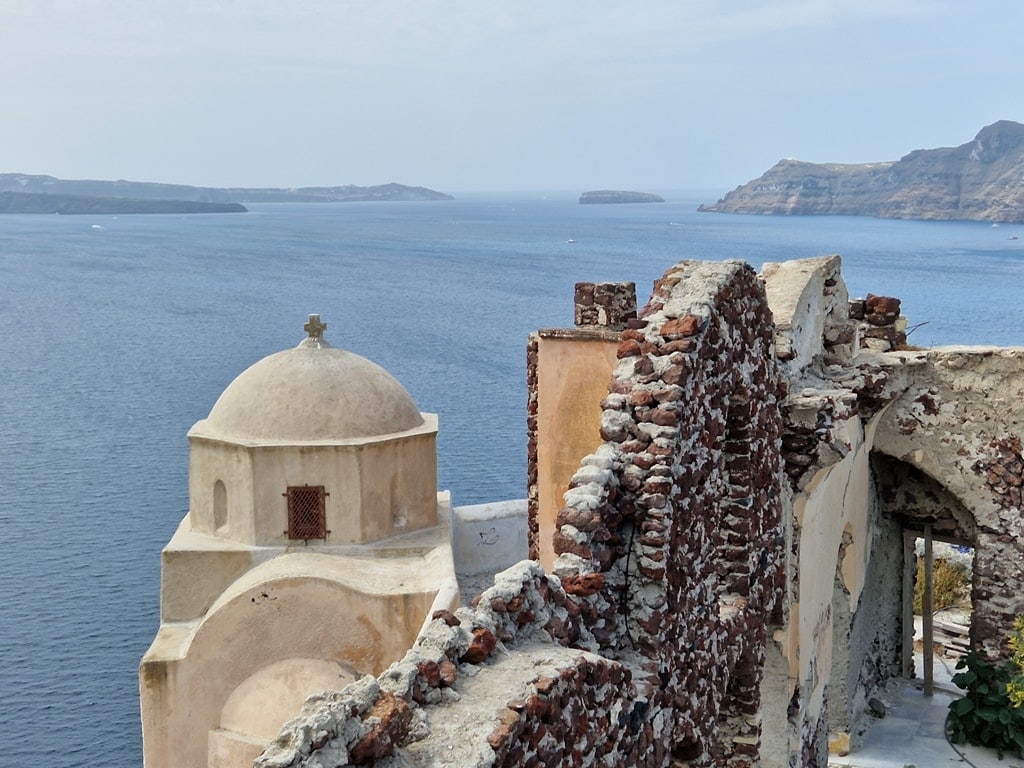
[948,649,1024,758]
[1008,616,1024,709]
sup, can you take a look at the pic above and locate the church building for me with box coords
[139,315,459,768]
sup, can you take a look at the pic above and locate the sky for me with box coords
[2,1,1023,194]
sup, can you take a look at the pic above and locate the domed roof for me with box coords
[201,315,424,441]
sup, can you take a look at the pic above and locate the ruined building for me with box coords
[141,256,1024,767]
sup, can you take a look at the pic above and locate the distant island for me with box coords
[699,120,1024,223]
[580,190,665,204]
[0,174,454,215]
[0,191,246,215]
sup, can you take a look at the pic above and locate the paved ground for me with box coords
[829,651,1023,768]
[827,682,1021,768]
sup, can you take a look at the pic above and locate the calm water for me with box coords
[1,194,1022,766]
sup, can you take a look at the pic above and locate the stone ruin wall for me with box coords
[868,346,1024,652]
[256,260,787,768]
[253,256,1024,768]
[545,259,787,765]
[767,256,1024,758]
[760,255,891,764]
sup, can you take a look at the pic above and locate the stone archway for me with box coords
[872,453,978,685]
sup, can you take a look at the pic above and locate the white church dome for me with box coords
[201,315,424,441]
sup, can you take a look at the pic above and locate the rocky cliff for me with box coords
[700,121,1024,223]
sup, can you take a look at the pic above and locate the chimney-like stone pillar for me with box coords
[574,281,637,329]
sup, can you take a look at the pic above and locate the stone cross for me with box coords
[304,314,327,340]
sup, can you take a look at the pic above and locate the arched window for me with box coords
[213,480,228,532]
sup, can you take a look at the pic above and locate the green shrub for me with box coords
[1009,616,1024,709]
[913,557,968,615]
[948,649,1024,758]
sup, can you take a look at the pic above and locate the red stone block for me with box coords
[552,531,593,559]
[662,364,687,386]
[638,563,665,580]
[561,572,606,596]
[416,660,441,687]
[438,660,458,687]
[865,294,900,316]
[661,315,701,339]
[349,692,413,764]
[431,609,461,626]
[525,693,552,719]
[535,675,559,694]
[634,356,655,375]
[644,408,679,427]
[628,389,656,407]
[460,627,497,663]
[661,339,697,355]
[617,339,642,359]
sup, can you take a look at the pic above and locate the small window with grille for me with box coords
[284,485,329,541]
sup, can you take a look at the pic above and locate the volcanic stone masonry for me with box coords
[252,255,1023,768]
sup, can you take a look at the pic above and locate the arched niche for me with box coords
[213,480,228,532]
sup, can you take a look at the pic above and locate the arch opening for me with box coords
[872,453,978,692]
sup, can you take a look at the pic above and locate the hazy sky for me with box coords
[3,1,1022,193]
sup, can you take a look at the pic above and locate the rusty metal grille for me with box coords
[284,485,329,541]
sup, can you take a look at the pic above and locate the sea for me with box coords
[1,192,1022,767]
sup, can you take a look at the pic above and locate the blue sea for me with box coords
[1,193,1022,766]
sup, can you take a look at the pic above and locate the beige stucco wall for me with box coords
[351,432,439,540]
[188,440,254,538]
[187,416,438,546]
[786,413,872,725]
[159,521,260,622]
[535,333,619,570]
[141,548,456,768]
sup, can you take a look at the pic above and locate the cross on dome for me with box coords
[304,314,327,340]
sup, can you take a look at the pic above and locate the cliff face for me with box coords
[700,121,1024,223]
